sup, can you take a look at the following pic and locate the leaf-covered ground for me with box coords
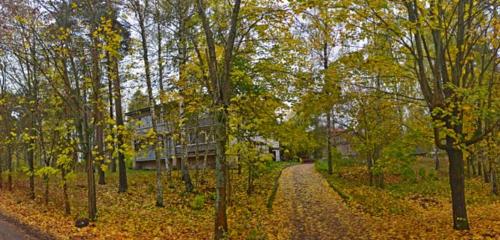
[316,160,500,239]
[268,164,367,240]
[0,162,293,239]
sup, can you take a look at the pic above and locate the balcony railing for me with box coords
[135,142,217,162]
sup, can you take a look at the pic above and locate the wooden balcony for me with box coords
[135,142,216,162]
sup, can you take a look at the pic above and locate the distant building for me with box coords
[330,128,357,158]
[126,105,280,170]
[126,105,216,170]
[251,136,281,162]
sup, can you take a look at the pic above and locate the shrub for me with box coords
[190,194,206,210]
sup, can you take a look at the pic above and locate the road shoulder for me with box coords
[0,211,55,240]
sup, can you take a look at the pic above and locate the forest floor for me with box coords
[316,158,500,239]
[268,164,367,240]
[0,161,294,239]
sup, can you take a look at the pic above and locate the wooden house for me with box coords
[125,104,216,170]
[125,104,281,170]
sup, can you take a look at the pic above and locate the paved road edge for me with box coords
[0,211,55,240]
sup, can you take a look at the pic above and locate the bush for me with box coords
[146,183,154,194]
[190,194,206,210]
[246,228,266,240]
[427,169,438,180]
[418,167,426,180]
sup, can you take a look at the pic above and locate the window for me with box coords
[188,132,196,144]
[142,116,152,128]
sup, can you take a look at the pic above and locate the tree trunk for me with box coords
[91,33,106,186]
[214,110,229,238]
[194,118,200,185]
[0,157,3,189]
[367,154,373,186]
[196,0,241,237]
[492,167,498,195]
[477,155,482,176]
[135,1,163,207]
[488,136,497,195]
[106,53,116,173]
[62,169,71,215]
[7,147,12,191]
[326,110,333,175]
[247,162,253,195]
[98,166,105,185]
[181,143,194,193]
[44,175,49,205]
[82,82,97,221]
[373,147,384,188]
[482,153,490,183]
[466,154,471,178]
[226,164,232,206]
[110,55,128,193]
[164,136,173,188]
[434,147,440,171]
[446,143,469,230]
[169,138,178,189]
[27,118,36,199]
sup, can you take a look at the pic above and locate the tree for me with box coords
[344,0,499,229]
[291,0,341,175]
[196,0,242,238]
[129,0,164,207]
[102,0,130,193]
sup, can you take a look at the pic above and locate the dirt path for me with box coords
[272,164,368,240]
[0,213,53,240]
